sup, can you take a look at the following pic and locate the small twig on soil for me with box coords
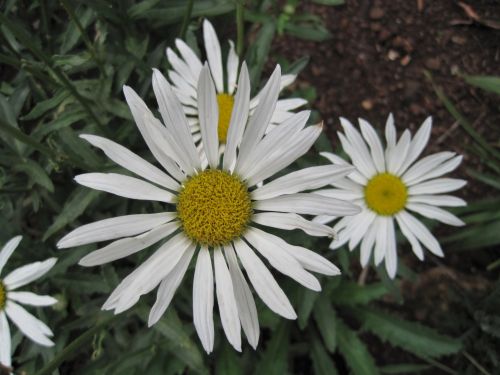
[436,121,460,145]
[358,266,369,285]
[457,2,500,30]
[463,351,492,375]
[417,0,424,12]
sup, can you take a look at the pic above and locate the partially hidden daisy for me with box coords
[166,19,307,149]
[0,236,57,369]
[315,115,467,278]
[57,62,360,353]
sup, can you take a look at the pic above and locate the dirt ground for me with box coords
[269,1,499,372]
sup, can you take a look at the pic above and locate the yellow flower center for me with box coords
[176,169,252,247]
[0,281,6,311]
[364,173,407,216]
[216,94,234,143]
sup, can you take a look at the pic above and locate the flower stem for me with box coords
[236,1,245,57]
[179,0,194,39]
[35,314,119,375]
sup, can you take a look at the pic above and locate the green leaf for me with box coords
[336,318,379,375]
[313,296,337,352]
[312,0,345,5]
[22,90,71,121]
[215,341,241,375]
[298,288,319,329]
[254,321,290,375]
[355,308,462,358]
[245,21,276,90]
[463,75,500,95]
[311,335,339,375]
[333,281,388,306]
[43,187,100,240]
[13,160,54,192]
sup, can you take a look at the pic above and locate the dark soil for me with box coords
[268,0,500,373]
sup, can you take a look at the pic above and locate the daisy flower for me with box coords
[166,19,306,149]
[316,115,466,278]
[0,236,57,369]
[57,63,360,353]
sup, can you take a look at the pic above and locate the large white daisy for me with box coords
[0,236,57,369]
[316,115,467,278]
[166,19,306,149]
[57,62,360,353]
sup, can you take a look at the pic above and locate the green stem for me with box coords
[179,0,194,39]
[35,314,119,375]
[59,0,106,76]
[463,351,492,375]
[236,1,245,57]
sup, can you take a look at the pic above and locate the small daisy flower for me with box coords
[0,236,57,368]
[167,19,306,148]
[316,115,467,278]
[57,63,360,353]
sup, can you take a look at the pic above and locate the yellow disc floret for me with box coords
[0,281,6,311]
[216,94,235,143]
[364,173,408,216]
[177,169,252,246]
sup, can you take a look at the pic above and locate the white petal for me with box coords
[275,98,307,112]
[395,214,424,260]
[175,39,202,80]
[386,130,411,174]
[203,19,223,92]
[4,258,56,291]
[252,165,354,200]
[197,64,219,168]
[5,301,54,346]
[168,70,198,99]
[223,244,259,349]
[254,193,361,216]
[0,236,22,276]
[151,69,201,172]
[252,212,335,237]
[320,151,351,166]
[329,215,358,250]
[396,211,444,257]
[406,203,465,226]
[374,217,389,265]
[7,292,57,307]
[233,239,296,319]
[80,134,179,190]
[281,242,340,276]
[214,248,241,351]
[104,234,192,314]
[148,243,195,326]
[223,62,251,171]
[245,125,323,186]
[385,113,396,148]
[237,110,310,180]
[408,155,463,186]
[75,173,175,203]
[384,219,398,278]
[408,194,466,207]
[123,86,185,181]
[57,212,175,248]
[359,118,386,173]
[244,228,320,291]
[193,247,214,354]
[166,47,197,87]
[315,188,363,201]
[347,211,377,250]
[398,117,432,174]
[237,65,281,165]
[79,222,178,267]
[360,221,378,267]
[339,117,377,177]
[401,152,455,185]
[0,312,11,367]
[408,178,467,195]
[226,40,239,95]
[313,215,336,225]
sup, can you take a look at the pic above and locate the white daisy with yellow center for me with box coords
[0,236,57,369]
[167,19,306,148]
[57,63,360,353]
[316,115,467,278]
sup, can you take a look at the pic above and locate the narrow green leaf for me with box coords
[333,281,388,306]
[355,308,462,358]
[311,335,339,375]
[298,288,319,329]
[43,187,100,240]
[336,318,379,375]
[312,0,345,5]
[463,75,500,95]
[313,296,337,352]
[22,90,70,121]
[245,21,276,90]
[254,321,290,375]
[13,160,54,192]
